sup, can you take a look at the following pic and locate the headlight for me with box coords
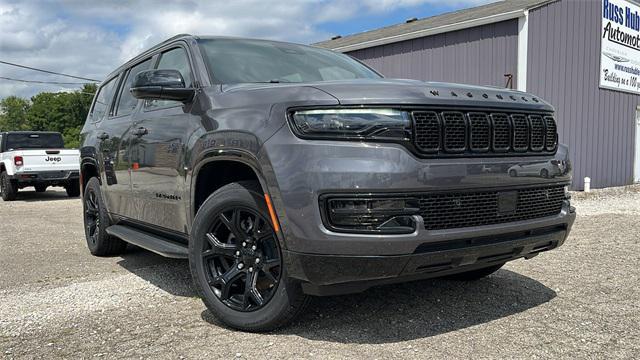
[290,108,411,140]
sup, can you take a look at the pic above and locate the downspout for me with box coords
[517,10,529,92]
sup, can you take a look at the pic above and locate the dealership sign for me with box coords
[600,0,640,94]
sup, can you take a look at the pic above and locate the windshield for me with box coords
[5,133,64,150]
[198,39,381,84]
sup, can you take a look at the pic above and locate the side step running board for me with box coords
[106,225,189,259]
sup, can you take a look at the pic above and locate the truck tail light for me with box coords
[14,156,23,166]
[324,197,419,234]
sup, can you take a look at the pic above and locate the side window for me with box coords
[91,77,118,121]
[114,58,152,116]
[146,47,193,109]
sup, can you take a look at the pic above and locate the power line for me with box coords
[0,76,90,85]
[0,60,100,82]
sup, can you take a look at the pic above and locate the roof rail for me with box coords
[145,33,194,52]
[104,34,195,81]
[162,33,193,43]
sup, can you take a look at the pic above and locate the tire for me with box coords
[66,180,80,197]
[83,177,127,256]
[189,181,310,332]
[0,171,18,201]
[34,184,47,193]
[446,263,505,281]
[508,169,518,177]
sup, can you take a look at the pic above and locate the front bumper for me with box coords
[261,126,576,294]
[285,222,573,296]
[262,126,574,256]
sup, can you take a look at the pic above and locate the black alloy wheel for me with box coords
[190,181,309,331]
[82,177,126,256]
[202,206,281,312]
[84,187,101,246]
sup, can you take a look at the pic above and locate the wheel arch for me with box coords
[0,160,13,176]
[190,149,271,222]
[80,158,100,191]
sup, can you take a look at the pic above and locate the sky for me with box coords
[0,0,496,99]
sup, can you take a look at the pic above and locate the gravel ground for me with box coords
[1,186,639,359]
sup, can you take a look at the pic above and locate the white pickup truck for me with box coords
[0,131,80,201]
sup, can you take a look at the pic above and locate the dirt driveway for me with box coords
[1,186,639,359]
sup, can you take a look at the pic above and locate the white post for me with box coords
[517,11,529,91]
[584,177,591,192]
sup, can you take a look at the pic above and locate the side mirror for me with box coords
[130,69,195,103]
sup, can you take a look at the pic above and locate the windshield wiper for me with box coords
[246,79,292,84]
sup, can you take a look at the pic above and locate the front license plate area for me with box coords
[497,191,518,215]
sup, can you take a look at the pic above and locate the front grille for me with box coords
[442,112,466,152]
[529,115,545,151]
[412,110,558,156]
[491,113,511,151]
[468,113,490,151]
[544,116,557,150]
[511,114,529,152]
[413,111,440,152]
[419,185,565,230]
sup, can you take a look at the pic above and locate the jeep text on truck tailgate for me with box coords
[79,35,575,331]
[0,131,80,200]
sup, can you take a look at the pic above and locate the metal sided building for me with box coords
[315,0,640,190]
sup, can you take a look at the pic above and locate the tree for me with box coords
[28,85,94,131]
[0,96,30,131]
[62,126,82,149]
[0,83,96,148]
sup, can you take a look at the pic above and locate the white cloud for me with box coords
[0,0,496,99]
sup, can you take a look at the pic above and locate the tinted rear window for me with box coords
[91,76,118,120]
[5,133,64,150]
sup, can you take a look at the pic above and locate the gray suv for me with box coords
[79,34,575,331]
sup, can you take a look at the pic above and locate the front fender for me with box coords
[189,148,268,211]
[187,147,290,250]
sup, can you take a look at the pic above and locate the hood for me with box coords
[221,78,554,112]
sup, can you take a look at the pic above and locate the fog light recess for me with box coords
[324,197,419,234]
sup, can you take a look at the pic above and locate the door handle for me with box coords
[97,132,109,140]
[133,127,149,137]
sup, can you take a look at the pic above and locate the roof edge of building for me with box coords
[317,0,558,53]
